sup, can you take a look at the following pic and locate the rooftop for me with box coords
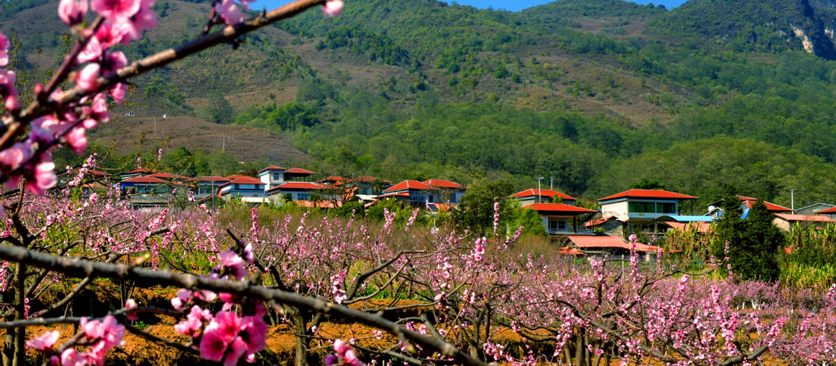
[522,203,597,214]
[384,180,431,192]
[285,168,315,175]
[511,188,576,201]
[223,175,264,185]
[267,182,326,193]
[584,216,618,228]
[774,214,836,223]
[258,165,286,173]
[120,168,155,175]
[122,176,167,184]
[655,215,713,223]
[423,179,463,189]
[817,206,836,214]
[599,189,698,202]
[568,236,667,253]
[195,176,231,182]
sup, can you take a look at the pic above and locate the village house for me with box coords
[118,168,155,181]
[194,176,230,200]
[218,175,267,203]
[654,215,713,234]
[599,189,698,233]
[510,188,576,206]
[318,176,392,203]
[523,203,597,235]
[266,182,327,203]
[380,179,467,206]
[583,216,623,235]
[564,235,668,262]
[795,202,836,216]
[380,180,432,204]
[706,196,792,219]
[258,166,316,190]
[815,206,836,219]
[423,179,466,204]
[772,214,836,232]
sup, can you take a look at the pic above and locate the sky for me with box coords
[251,0,689,13]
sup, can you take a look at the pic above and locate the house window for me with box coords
[273,173,281,180]
[297,193,310,201]
[657,202,676,214]
[549,220,567,231]
[628,202,655,213]
[234,184,240,190]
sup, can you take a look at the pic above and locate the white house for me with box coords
[599,189,698,232]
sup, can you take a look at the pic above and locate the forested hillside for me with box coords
[5,0,836,209]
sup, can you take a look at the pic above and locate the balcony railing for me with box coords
[547,229,594,235]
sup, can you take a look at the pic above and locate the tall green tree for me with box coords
[452,179,515,236]
[714,196,784,282]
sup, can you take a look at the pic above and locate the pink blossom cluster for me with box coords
[170,292,268,366]
[29,316,126,366]
[325,339,364,366]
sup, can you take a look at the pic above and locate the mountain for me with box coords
[649,0,836,59]
[5,0,836,207]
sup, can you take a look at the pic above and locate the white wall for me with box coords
[601,201,629,221]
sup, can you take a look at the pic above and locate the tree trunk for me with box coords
[574,330,585,366]
[292,309,311,366]
[11,262,25,366]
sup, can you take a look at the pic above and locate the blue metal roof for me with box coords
[660,215,714,222]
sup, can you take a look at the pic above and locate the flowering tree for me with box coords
[0,0,834,365]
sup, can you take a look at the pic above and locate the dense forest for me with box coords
[7,0,836,210]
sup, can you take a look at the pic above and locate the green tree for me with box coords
[452,179,515,236]
[206,92,234,124]
[629,178,665,190]
[714,196,783,282]
[161,146,196,176]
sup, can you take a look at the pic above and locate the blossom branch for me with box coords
[0,244,489,366]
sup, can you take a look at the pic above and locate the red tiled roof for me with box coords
[150,172,190,180]
[285,168,315,175]
[384,180,430,192]
[224,175,264,185]
[817,206,836,214]
[258,165,286,173]
[559,247,585,256]
[423,179,463,189]
[196,176,231,182]
[522,203,597,214]
[774,214,836,223]
[270,182,325,191]
[380,192,410,198]
[568,236,665,253]
[599,189,697,202]
[709,196,792,212]
[122,176,167,184]
[121,168,155,175]
[86,170,109,176]
[741,200,792,212]
[584,216,617,228]
[511,188,576,201]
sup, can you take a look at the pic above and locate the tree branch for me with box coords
[0,244,487,366]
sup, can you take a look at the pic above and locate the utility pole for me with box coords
[537,176,544,203]
[550,176,554,190]
[791,189,796,212]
